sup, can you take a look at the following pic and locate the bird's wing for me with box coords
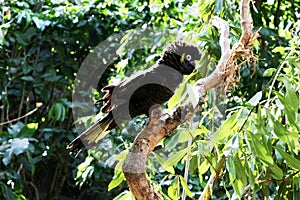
[98,64,182,114]
[98,67,154,111]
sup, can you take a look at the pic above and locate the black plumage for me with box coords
[67,41,201,154]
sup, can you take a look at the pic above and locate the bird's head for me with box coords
[159,41,202,75]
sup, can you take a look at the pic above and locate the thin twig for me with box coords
[199,156,226,200]
[0,107,39,126]
[242,171,300,196]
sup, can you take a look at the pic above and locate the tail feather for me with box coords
[67,112,114,155]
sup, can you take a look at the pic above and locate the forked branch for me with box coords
[122,0,258,199]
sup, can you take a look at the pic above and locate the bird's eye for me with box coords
[186,54,192,61]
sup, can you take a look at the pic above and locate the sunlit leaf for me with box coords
[263,68,277,77]
[179,176,193,198]
[177,128,208,143]
[162,147,191,169]
[19,123,38,138]
[168,82,187,109]
[198,160,210,183]
[248,91,262,106]
[153,152,175,174]
[272,46,287,54]
[108,172,125,191]
[232,179,243,197]
[210,110,240,151]
[168,177,180,200]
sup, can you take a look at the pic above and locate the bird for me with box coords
[67,40,201,155]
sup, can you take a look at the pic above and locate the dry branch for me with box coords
[122,0,258,199]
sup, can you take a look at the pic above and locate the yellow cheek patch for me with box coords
[180,53,185,63]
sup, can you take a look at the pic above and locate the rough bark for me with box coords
[122,0,258,199]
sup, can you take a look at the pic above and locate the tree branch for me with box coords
[0,103,43,126]
[122,0,258,199]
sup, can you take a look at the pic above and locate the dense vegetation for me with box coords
[0,0,299,199]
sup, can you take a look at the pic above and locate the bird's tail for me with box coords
[67,112,114,156]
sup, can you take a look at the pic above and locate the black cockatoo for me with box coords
[67,41,201,154]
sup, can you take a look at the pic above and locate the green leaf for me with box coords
[291,61,300,69]
[18,123,38,138]
[42,69,63,82]
[112,190,134,200]
[11,138,30,155]
[232,179,243,197]
[266,109,295,146]
[248,132,274,165]
[168,177,180,200]
[15,31,28,45]
[214,0,224,14]
[162,146,191,169]
[2,149,12,166]
[210,110,240,151]
[244,160,255,189]
[23,27,37,41]
[26,151,36,176]
[234,157,247,186]
[8,122,25,137]
[198,160,210,183]
[153,152,175,174]
[263,68,277,77]
[226,156,236,181]
[168,82,187,109]
[282,79,299,113]
[81,166,94,181]
[59,98,73,108]
[179,176,193,198]
[224,133,240,156]
[32,16,51,31]
[0,28,8,45]
[270,164,283,180]
[114,150,129,161]
[2,138,32,166]
[196,52,209,76]
[274,91,298,128]
[169,128,208,144]
[0,182,15,200]
[48,102,66,121]
[76,157,93,179]
[21,76,34,81]
[164,131,180,151]
[108,172,125,191]
[275,147,300,170]
[272,46,287,54]
[178,129,206,143]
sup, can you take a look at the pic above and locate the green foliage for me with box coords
[0,0,147,198]
[0,0,299,199]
